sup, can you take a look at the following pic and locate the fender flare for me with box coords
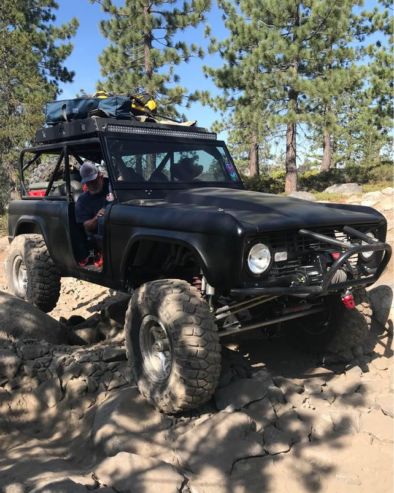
[121,229,213,285]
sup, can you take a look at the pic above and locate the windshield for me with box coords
[105,138,240,184]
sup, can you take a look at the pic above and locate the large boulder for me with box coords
[289,191,317,202]
[91,387,173,460]
[175,411,265,476]
[94,452,184,493]
[0,291,69,344]
[324,183,363,195]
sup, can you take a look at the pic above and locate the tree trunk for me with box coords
[249,129,259,177]
[285,122,297,193]
[332,137,337,168]
[285,4,299,194]
[321,130,332,171]
[143,3,152,80]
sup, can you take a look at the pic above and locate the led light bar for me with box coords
[107,124,217,140]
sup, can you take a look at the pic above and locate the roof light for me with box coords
[107,124,217,140]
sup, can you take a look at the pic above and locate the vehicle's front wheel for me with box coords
[288,288,372,354]
[125,280,221,414]
[6,234,61,313]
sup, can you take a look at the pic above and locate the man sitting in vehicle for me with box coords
[75,162,112,236]
[75,162,114,267]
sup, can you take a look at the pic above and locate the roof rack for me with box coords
[34,117,217,145]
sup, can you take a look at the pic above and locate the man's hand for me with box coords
[83,208,106,234]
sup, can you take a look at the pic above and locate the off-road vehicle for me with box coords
[6,116,391,413]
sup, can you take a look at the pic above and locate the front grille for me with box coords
[255,224,378,280]
[259,225,375,253]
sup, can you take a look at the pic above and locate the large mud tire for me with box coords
[28,159,60,185]
[288,288,372,354]
[125,280,221,414]
[6,234,61,313]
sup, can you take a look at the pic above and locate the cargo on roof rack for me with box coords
[34,117,217,145]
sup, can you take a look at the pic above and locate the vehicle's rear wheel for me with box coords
[6,234,61,313]
[125,279,221,414]
[287,288,372,354]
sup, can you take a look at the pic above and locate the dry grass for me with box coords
[361,181,392,193]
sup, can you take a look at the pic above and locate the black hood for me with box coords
[164,187,384,232]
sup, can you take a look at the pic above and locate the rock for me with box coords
[361,410,394,442]
[73,328,100,345]
[214,378,268,411]
[263,425,292,455]
[327,376,360,396]
[267,385,285,405]
[100,297,130,330]
[289,191,317,202]
[324,183,363,195]
[107,372,127,391]
[68,315,86,326]
[371,356,390,371]
[273,376,304,395]
[276,409,312,444]
[0,349,21,380]
[330,410,360,435]
[369,285,393,331]
[20,344,49,360]
[66,378,87,397]
[296,409,334,440]
[361,191,384,207]
[175,411,265,475]
[94,452,184,493]
[285,392,306,408]
[242,396,277,431]
[376,394,394,418]
[102,347,127,363]
[336,349,356,364]
[34,378,63,408]
[304,380,322,395]
[382,187,394,195]
[0,291,69,344]
[30,479,88,493]
[251,369,275,388]
[71,410,84,420]
[92,387,172,459]
[353,345,364,359]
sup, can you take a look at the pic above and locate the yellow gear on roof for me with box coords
[93,91,109,99]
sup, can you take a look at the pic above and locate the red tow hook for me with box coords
[342,291,355,309]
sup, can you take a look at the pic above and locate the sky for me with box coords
[55,0,382,155]
[56,0,229,134]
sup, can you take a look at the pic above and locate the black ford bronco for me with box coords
[6,117,392,413]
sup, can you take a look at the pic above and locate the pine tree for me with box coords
[90,0,210,118]
[201,0,374,192]
[0,0,78,213]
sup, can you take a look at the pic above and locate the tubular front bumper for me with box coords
[231,226,392,298]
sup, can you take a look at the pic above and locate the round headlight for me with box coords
[248,243,271,275]
[360,231,376,261]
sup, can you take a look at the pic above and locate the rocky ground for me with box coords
[0,189,393,493]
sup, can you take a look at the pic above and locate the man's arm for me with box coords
[83,208,106,234]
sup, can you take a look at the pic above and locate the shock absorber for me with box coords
[193,276,202,291]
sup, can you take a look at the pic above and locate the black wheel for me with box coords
[6,234,61,313]
[287,288,372,353]
[125,280,221,414]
